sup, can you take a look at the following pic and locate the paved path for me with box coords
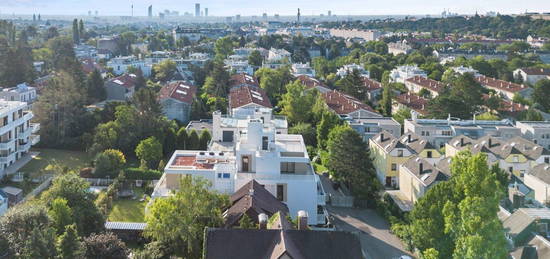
[4,151,39,176]
[328,206,414,259]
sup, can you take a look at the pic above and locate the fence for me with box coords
[84,178,115,186]
[22,176,53,202]
[329,194,354,208]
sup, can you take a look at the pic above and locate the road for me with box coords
[327,206,414,259]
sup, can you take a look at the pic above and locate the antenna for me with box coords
[131,4,134,17]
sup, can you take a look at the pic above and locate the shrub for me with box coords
[94,149,126,178]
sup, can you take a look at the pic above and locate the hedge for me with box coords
[123,167,163,180]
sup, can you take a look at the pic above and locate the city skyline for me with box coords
[0,0,549,17]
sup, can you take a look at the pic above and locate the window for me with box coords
[508,167,513,173]
[222,131,233,142]
[520,170,525,177]
[217,173,222,178]
[391,163,397,171]
[427,151,432,158]
[545,157,550,164]
[276,184,285,201]
[397,150,403,157]
[513,156,519,163]
[426,131,430,136]
[223,173,230,179]
[262,136,268,150]
[281,162,296,174]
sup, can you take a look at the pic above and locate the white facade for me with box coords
[390,65,428,84]
[152,108,326,225]
[0,101,40,178]
[291,63,315,77]
[224,60,254,75]
[0,83,37,105]
[336,64,369,78]
[524,165,550,206]
[388,41,412,55]
[267,48,291,62]
[452,66,480,76]
[516,121,550,150]
[106,56,152,77]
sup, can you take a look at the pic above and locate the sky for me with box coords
[0,0,549,17]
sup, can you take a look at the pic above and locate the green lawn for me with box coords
[20,148,93,173]
[108,187,147,222]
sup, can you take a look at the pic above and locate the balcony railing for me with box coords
[0,153,16,163]
[30,135,40,145]
[0,139,15,150]
[30,123,40,134]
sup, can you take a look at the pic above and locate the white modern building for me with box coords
[224,60,254,75]
[0,101,40,178]
[513,68,550,86]
[152,108,327,225]
[0,83,37,105]
[267,48,291,62]
[291,63,315,77]
[516,121,550,150]
[452,66,480,76]
[388,41,413,55]
[336,64,369,78]
[106,56,152,77]
[390,65,428,84]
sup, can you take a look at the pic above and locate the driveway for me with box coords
[327,206,414,259]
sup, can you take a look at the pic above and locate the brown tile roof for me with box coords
[107,74,137,89]
[361,77,382,91]
[520,67,550,76]
[80,58,106,74]
[204,227,363,259]
[322,90,377,115]
[171,155,215,169]
[229,85,272,109]
[229,73,260,89]
[405,76,445,93]
[475,75,529,93]
[159,81,197,104]
[225,180,289,228]
[394,93,429,115]
[482,94,528,113]
[295,75,326,89]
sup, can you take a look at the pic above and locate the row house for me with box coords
[404,76,446,98]
[516,121,550,150]
[152,108,326,225]
[0,101,40,178]
[321,90,381,119]
[445,135,550,179]
[524,164,550,206]
[398,156,448,207]
[481,94,528,116]
[392,93,429,116]
[158,81,197,124]
[475,75,533,100]
[513,67,550,86]
[295,75,331,93]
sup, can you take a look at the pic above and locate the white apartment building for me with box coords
[390,65,428,84]
[0,83,37,105]
[329,29,383,41]
[451,66,480,76]
[513,68,550,86]
[106,56,152,77]
[224,60,254,75]
[291,63,315,77]
[336,64,370,78]
[516,121,550,150]
[267,48,291,62]
[388,41,413,55]
[0,101,40,178]
[524,164,550,206]
[152,108,327,225]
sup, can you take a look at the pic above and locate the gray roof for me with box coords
[104,222,146,231]
[503,208,550,236]
[451,135,549,160]
[510,235,550,259]
[529,164,550,185]
[401,156,447,187]
[186,119,213,133]
[399,132,436,153]
[371,130,412,153]
[1,186,22,196]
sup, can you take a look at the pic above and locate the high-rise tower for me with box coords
[195,3,200,17]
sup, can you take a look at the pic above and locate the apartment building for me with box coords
[329,29,382,41]
[224,59,254,75]
[348,117,401,142]
[513,68,550,85]
[475,75,533,100]
[524,164,550,206]
[336,64,370,78]
[388,41,412,55]
[0,190,7,216]
[451,66,480,76]
[158,81,197,124]
[0,101,40,178]
[404,76,446,98]
[0,83,37,105]
[106,56,152,77]
[291,63,315,77]
[389,65,428,84]
[369,131,416,187]
[516,121,550,150]
[404,117,518,148]
[152,109,326,225]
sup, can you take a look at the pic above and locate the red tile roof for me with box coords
[394,93,429,115]
[229,73,259,89]
[296,75,327,89]
[229,85,272,109]
[159,81,197,104]
[171,155,215,169]
[405,76,445,93]
[475,75,528,93]
[520,68,550,76]
[322,90,376,115]
[482,94,528,113]
[361,77,382,91]
[80,58,105,74]
[107,74,137,89]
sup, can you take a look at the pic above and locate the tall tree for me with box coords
[48,198,74,235]
[532,79,550,112]
[280,81,318,125]
[135,136,163,169]
[78,19,85,41]
[214,36,235,60]
[56,224,85,259]
[380,84,393,116]
[199,130,211,150]
[145,176,229,258]
[86,69,106,103]
[427,73,483,119]
[72,19,80,44]
[248,50,263,67]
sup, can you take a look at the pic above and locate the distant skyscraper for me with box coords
[195,3,200,17]
[205,8,208,17]
[328,10,331,17]
[297,8,301,23]
[148,5,153,18]
[262,13,267,21]
[236,14,241,21]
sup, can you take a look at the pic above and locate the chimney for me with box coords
[380,133,385,142]
[419,163,423,174]
[460,137,464,146]
[258,213,268,229]
[488,138,492,148]
[408,134,411,143]
[297,210,308,230]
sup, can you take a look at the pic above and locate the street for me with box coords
[328,206,414,259]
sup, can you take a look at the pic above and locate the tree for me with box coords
[427,74,483,119]
[83,232,128,259]
[248,50,263,67]
[203,61,230,97]
[135,137,163,169]
[41,172,105,236]
[48,198,74,235]
[532,79,550,112]
[239,213,256,229]
[380,84,393,116]
[326,125,380,200]
[392,107,412,125]
[0,203,56,257]
[176,127,188,149]
[518,107,544,121]
[145,176,229,258]
[187,129,200,150]
[56,224,85,259]
[86,69,106,103]
[280,81,318,125]
[214,37,235,60]
[94,149,126,178]
[316,112,341,150]
[336,69,366,100]
[153,59,177,82]
[289,123,317,147]
[134,68,147,91]
[199,130,211,150]
[72,19,80,44]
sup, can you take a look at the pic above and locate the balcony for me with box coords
[0,139,15,150]
[18,127,32,139]
[30,135,40,145]
[18,141,31,152]
[0,153,16,163]
[316,175,327,206]
[30,123,40,134]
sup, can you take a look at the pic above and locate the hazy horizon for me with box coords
[0,0,549,17]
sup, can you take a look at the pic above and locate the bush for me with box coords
[124,167,163,180]
[94,149,126,178]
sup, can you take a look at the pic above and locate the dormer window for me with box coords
[397,150,403,157]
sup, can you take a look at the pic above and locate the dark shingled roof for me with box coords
[401,156,447,187]
[399,132,436,153]
[225,180,289,228]
[204,228,363,259]
[510,235,550,259]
